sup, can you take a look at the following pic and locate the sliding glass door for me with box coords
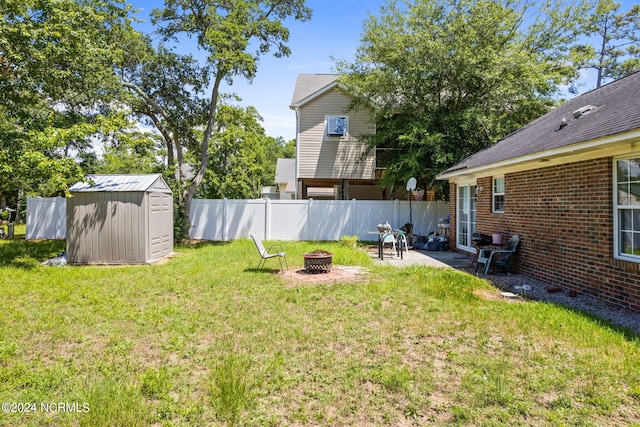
[457,185,477,251]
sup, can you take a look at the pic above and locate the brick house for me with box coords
[437,71,640,312]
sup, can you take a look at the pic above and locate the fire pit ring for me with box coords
[302,250,334,273]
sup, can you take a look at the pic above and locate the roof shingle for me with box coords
[442,71,640,174]
[290,74,339,107]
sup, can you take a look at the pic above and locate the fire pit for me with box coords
[302,250,334,273]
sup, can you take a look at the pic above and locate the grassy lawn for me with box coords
[0,225,639,426]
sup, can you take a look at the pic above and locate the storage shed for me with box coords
[67,174,173,264]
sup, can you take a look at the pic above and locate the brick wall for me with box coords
[450,157,640,312]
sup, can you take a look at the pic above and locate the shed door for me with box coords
[148,192,173,260]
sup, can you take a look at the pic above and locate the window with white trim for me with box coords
[615,158,640,260]
[493,177,505,213]
[326,116,348,137]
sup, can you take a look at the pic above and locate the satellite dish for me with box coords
[406,177,417,191]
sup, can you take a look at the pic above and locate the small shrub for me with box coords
[340,235,358,248]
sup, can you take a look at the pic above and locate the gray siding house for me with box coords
[290,74,381,200]
[67,174,173,264]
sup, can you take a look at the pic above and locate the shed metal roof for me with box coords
[69,174,171,193]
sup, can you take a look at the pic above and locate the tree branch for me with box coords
[122,81,171,120]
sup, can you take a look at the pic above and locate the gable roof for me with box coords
[69,174,172,193]
[275,158,295,184]
[438,71,640,179]
[290,74,340,108]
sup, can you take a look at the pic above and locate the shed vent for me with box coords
[572,105,597,118]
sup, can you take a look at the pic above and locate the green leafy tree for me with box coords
[101,131,164,174]
[280,138,296,159]
[336,0,589,196]
[0,0,133,216]
[121,0,312,238]
[571,0,640,88]
[198,105,285,199]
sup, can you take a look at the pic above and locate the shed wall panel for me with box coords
[67,192,146,264]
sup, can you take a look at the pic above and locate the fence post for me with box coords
[351,198,357,237]
[307,198,313,241]
[265,198,270,240]
[222,198,227,241]
[394,199,399,229]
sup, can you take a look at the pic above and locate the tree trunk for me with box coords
[180,73,224,239]
[596,15,610,88]
[15,188,23,223]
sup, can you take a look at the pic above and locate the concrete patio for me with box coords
[370,247,473,269]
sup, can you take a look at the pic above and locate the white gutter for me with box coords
[437,128,640,180]
[292,105,300,199]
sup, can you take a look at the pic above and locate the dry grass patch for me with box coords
[0,236,638,426]
[281,265,369,288]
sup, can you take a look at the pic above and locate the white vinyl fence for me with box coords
[26,196,67,240]
[189,199,449,241]
[26,197,450,242]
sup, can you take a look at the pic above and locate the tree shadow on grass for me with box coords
[176,240,231,249]
[243,267,284,275]
[0,239,66,269]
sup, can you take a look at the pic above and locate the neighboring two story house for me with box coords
[290,74,383,200]
[274,158,296,199]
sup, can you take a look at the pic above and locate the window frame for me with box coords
[613,157,640,262]
[492,176,505,213]
[457,184,477,251]
[325,115,348,137]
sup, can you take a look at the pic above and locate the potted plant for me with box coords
[0,210,8,224]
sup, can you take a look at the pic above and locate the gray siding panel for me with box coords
[67,191,152,264]
[298,88,375,179]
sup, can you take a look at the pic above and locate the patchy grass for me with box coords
[0,234,638,426]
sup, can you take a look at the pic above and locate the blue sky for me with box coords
[131,0,638,142]
[132,0,384,141]
[226,0,383,141]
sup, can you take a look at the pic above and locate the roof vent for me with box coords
[558,118,568,130]
[572,105,597,118]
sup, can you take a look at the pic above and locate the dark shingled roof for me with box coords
[441,70,640,175]
[290,74,339,107]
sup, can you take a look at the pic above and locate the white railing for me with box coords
[26,197,450,241]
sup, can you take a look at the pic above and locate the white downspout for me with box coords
[294,106,300,200]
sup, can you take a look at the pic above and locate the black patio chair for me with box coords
[475,234,520,275]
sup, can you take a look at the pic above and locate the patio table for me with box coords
[368,230,406,260]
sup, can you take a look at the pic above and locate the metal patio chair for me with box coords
[250,234,288,273]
